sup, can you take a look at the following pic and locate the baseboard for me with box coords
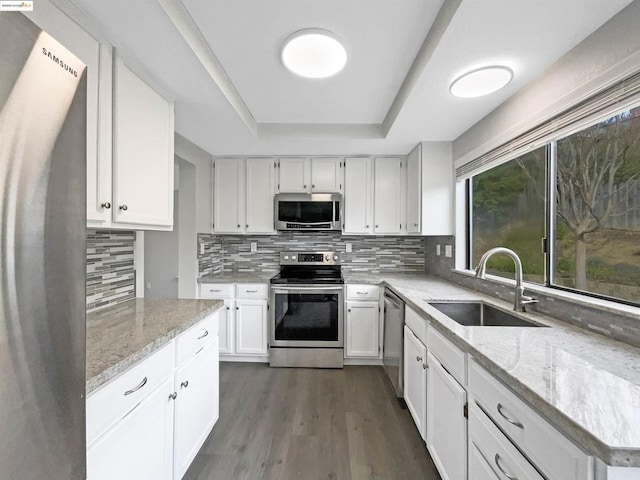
[344,358,383,366]
[220,355,268,363]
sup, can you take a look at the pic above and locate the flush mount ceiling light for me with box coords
[281,29,347,79]
[450,66,514,98]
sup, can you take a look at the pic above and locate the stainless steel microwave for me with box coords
[275,193,341,231]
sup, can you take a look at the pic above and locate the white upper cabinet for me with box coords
[421,142,454,236]
[406,144,422,234]
[311,157,342,193]
[278,157,311,193]
[213,157,276,235]
[213,158,244,233]
[344,157,374,234]
[112,56,174,228]
[245,158,276,234]
[374,157,404,234]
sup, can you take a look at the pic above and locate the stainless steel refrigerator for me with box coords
[0,12,87,480]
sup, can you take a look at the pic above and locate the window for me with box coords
[468,105,640,305]
[471,147,546,283]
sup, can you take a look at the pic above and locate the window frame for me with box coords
[466,105,640,308]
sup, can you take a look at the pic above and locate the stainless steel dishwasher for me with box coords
[383,288,405,398]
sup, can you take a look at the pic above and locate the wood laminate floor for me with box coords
[183,362,441,480]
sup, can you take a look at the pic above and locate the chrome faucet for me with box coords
[475,247,538,312]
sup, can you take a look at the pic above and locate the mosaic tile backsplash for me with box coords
[86,230,136,312]
[198,232,425,276]
[424,235,640,348]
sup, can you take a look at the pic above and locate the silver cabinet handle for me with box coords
[494,454,518,480]
[119,204,128,211]
[181,380,189,389]
[422,364,427,369]
[416,356,423,362]
[168,392,177,400]
[312,184,315,188]
[245,290,258,293]
[101,202,111,209]
[356,291,368,295]
[124,377,147,396]
[197,330,209,340]
[366,225,369,228]
[497,403,524,429]
[304,184,307,188]
[226,306,230,310]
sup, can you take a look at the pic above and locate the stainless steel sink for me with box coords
[428,302,546,327]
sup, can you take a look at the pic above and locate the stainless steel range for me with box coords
[269,251,344,368]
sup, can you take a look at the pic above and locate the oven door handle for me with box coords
[271,286,344,292]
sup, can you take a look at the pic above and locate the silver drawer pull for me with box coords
[197,330,209,340]
[416,356,423,362]
[356,291,368,295]
[181,380,189,389]
[124,377,148,396]
[168,392,177,400]
[245,289,258,293]
[497,403,524,429]
[494,454,518,480]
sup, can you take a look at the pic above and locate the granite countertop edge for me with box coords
[86,300,223,394]
[378,275,640,468]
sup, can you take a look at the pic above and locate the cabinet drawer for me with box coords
[87,342,174,445]
[469,360,591,480]
[346,284,380,300]
[176,312,219,365]
[427,326,467,386]
[236,283,268,299]
[469,402,544,480]
[199,283,234,298]
[405,306,427,345]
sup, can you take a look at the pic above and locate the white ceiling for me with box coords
[70,0,634,156]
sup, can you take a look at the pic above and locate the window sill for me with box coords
[452,269,640,321]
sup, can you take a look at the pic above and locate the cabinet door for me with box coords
[311,157,342,192]
[278,157,311,193]
[236,299,268,355]
[218,299,235,355]
[427,351,467,480]
[374,157,403,234]
[406,145,421,233]
[113,56,174,228]
[344,157,373,234]
[87,377,174,480]
[25,3,111,225]
[345,301,379,357]
[213,158,244,233]
[403,326,427,441]
[174,339,220,480]
[246,158,276,233]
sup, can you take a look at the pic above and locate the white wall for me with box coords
[177,157,197,298]
[453,0,640,168]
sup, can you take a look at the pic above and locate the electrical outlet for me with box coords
[346,243,352,253]
[436,244,441,256]
[251,242,257,252]
[199,243,205,255]
[445,245,453,258]
[146,282,151,289]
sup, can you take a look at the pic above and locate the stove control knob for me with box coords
[325,255,330,261]
[283,255,289,260]
[291,255,297,260]
[333,255,339,261]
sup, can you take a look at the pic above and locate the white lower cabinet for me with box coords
[87,311,221,480]
[199,283,268,359]
[173,339,220,479]
[404,325,427,441]
[236,299,268,355]
[87,376,174,480]
[427,351,467,480]
[345,301,379,357]
[468,402,544,480]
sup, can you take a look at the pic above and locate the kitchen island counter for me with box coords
[86,298,223,393]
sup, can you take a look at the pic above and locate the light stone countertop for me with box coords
[377,274,640,468]
[86,298,223,394]
[198,272,277,284]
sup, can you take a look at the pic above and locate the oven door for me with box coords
[270,285,344,348]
